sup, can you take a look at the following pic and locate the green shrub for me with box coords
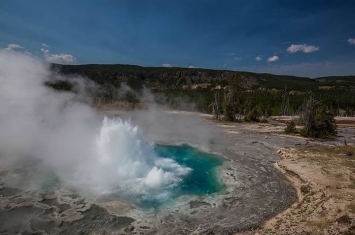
[299,97,337,139]
[223,101,236,121]
[285,121,297,134]
[245,108,260,122]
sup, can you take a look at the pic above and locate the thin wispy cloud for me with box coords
[255,56,262,61]
[234,57,242,60]
[287,44,319,53]
[41,48,77,64]
[223,53,235,56]
[267,55,279,62]
[3,44,23,50]
[42,43,49,47]
[162,63,172,68]
[348,38,355,45]
[188,65,196,68]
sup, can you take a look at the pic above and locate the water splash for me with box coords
[73,117,191,201]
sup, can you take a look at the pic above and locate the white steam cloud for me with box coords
[0,49,193,200]
[0,49,100,184]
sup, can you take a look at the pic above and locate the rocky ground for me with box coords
[1,112,354,235]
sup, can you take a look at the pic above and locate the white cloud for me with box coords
[8,44,23,49]
[188,65,196,68]
[162,63,172,68]
[3,44,23,50]
[223,53,235,56]
[255,56,262,61]
[234,57,242,60]
[287,44,319,53]
[41,48,77,64]
[267,55,279,62]
[42,43,49,47]
[348,38,355,45]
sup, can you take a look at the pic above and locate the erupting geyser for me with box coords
[74,117,223,207]
[89,117,192,200]
[0,50,223,209]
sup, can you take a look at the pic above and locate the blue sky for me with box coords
[1,0,355,77]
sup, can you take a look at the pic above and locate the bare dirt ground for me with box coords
[234,117,355,235]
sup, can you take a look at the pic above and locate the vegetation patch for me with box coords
[285,120,297,134]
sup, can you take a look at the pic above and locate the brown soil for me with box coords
[238,145,355,235]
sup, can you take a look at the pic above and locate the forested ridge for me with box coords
[50,64,355,116]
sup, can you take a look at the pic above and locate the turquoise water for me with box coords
[139,144,224,208]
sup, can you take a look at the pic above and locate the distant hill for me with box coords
[51,64,355,92]
[50,64,355,115]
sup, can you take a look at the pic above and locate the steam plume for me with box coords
[0,49,192,200]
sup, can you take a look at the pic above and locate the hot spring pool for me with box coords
[137,144,225,208]
[90,117,225,209]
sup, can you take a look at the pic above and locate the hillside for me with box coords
[51,64,319,90]
[50,64,355,115]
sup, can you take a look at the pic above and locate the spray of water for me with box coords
[75,117,191,199]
